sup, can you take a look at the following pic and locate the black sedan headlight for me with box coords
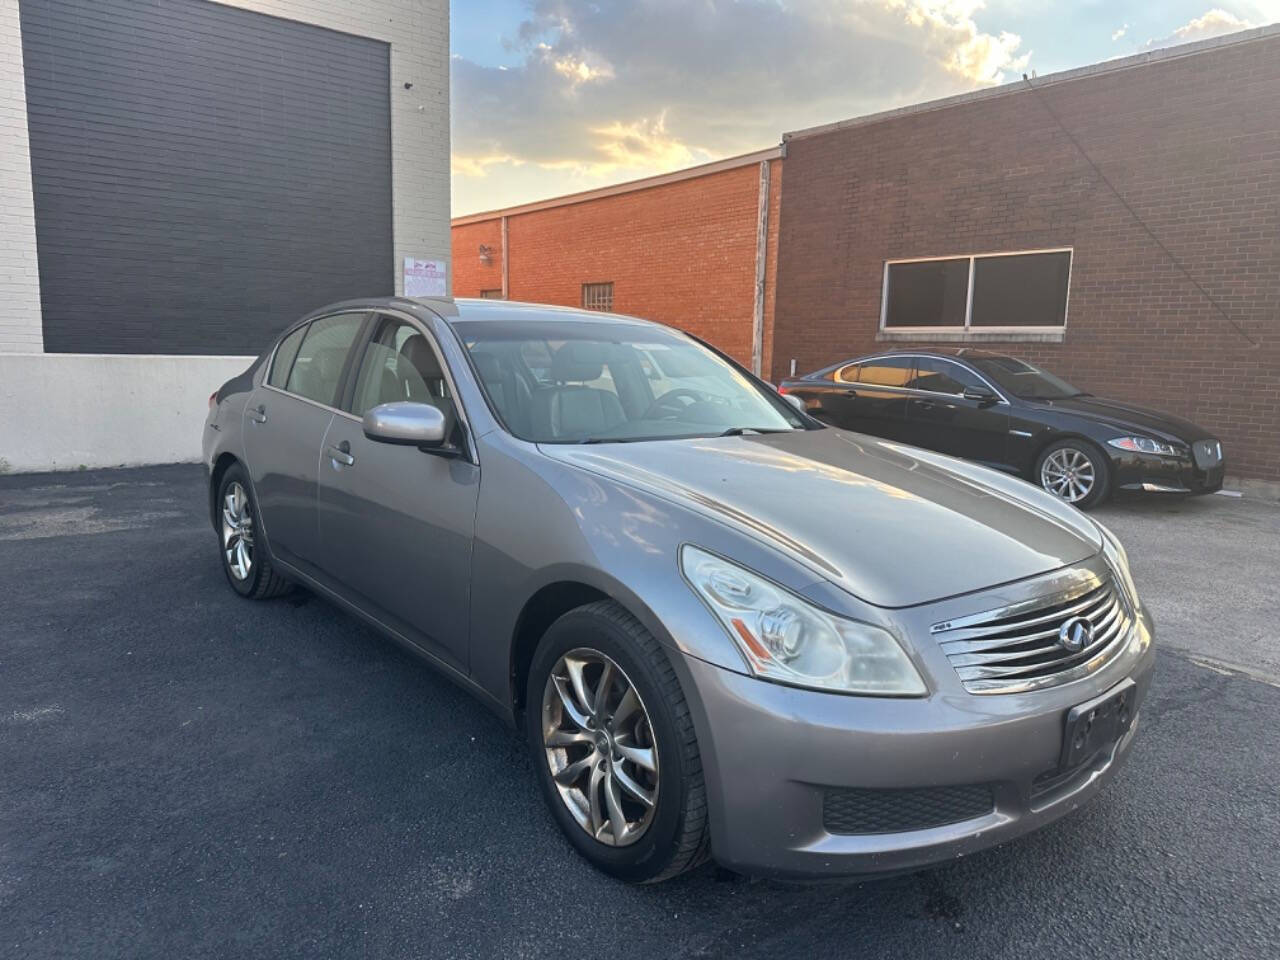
[1106,436,1183,457]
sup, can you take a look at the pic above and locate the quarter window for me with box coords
[856,357,915,387]
[882,250,1071,330]
[283,313,365,407]
[268,324,307,389]
[908,357,984,395]
[582,282,614,312]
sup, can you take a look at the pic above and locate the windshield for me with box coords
[454,319,806,443]
[969,355,1085,400]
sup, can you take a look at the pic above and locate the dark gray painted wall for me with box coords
[20,0,393,355]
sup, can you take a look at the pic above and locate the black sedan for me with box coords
[778,350,1224,509]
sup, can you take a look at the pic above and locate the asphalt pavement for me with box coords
[2,465,1277,959]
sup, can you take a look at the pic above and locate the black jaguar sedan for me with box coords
[778,350,1224,509]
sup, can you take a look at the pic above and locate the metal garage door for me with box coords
[20,0,394,355]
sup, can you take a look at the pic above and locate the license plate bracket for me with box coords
[1059,678,1136,771]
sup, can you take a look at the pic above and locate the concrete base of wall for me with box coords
[1224,475,1280,503]
[1,354,255,473]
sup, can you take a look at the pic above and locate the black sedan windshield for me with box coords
[969,356,1085,400]
[454,319,805,443]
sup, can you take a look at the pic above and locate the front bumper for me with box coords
[675,607,1156,880]
[1111,448,1224,495]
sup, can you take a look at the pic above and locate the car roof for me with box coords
[303,296,653,328]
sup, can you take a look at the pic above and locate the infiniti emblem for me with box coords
[1058,615,1094,653]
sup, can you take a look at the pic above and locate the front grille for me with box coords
[931,577,1132,695]
[823,784,994,835]
[1192,439,1222,470]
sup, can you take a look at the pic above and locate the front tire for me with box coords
[525,600,710,883]
[215,463,292,599]
[1036,439,1111,509]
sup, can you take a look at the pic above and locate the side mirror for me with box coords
[362,401,448,447]
[782,393,807,413]
[962,384,998,405]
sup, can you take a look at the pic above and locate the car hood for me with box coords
[540,428,1102,608]
[1033,395,1213,443]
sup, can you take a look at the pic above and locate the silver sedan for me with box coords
[203,297,1154,882]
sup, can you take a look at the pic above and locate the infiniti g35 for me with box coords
[203,298,1155,882]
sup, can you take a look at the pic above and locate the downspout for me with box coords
[501,215,509,299]
[751,160,770,377]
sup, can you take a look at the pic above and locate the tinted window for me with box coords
[284,313,364,406]
[884,259,969,327]
[970,252,1071,327]
[857,357,915,387]
[350,318,456,423]
[268,325,307,389]
[908,357,984,395]
[834,363,861,384]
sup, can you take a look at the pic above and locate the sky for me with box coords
[449,1,1278,215]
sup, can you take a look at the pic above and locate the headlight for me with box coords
[680,545,927,696]
[1094,520,1139,612]
[1107,436,1182,457]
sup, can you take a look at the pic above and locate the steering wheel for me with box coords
[643,388,704,420]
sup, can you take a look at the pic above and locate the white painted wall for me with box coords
[0,355,255,473]
[0,0,44,352]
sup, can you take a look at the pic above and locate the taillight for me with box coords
[208,391,219,410]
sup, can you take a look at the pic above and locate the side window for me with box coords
[350,317,453,419]
[284,313,365,407]
[856,357,915,387]
[908,357,984,395]
[834,363,861,384]
[268,324,307,389]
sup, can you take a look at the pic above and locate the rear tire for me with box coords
[215,463,292,600]
[1035,439,1111,509]
[526,600,710,883]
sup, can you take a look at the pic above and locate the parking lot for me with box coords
[2,464,1278,959]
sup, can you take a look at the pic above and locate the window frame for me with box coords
[879,247,1073,335]
[581,282,615,312]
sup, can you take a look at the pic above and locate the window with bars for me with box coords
[881,249,1072,331]
[479,289,504,299]
[581,282,614,312]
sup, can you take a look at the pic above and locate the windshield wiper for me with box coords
[717,426,794,437]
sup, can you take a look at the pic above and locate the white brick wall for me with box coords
[0,0,451,355]
[0,0,44,352]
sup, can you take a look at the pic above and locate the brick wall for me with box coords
[774,31,1280,479]
[452,157,781,371]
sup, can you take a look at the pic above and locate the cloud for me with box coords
[1111,23,1128,41]
[1145,8,1254,48]
[452,0,1030,212]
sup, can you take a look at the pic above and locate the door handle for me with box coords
[327,442,355,466]
[248,404,267,424]
[841,389,859,398]
[912,398,936,410]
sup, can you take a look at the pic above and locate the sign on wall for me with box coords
[404,257,447,297]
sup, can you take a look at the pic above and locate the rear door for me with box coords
[838,357,915,440]
[315,313,479,672]
[242,312,367,571]
[903,357,1010,467]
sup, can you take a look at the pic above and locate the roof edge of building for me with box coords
[783,23,1280,143]
[450,145,783,225]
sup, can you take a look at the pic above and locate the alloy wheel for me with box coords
[221,481,254,580]
[541,648,659,847]
[1040,447,1096,503]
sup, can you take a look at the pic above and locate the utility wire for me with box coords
[1021,74,1260,349]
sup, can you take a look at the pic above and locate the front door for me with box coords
[902,357,1009,468]
[242,312,366,570]
[316,315,479,672]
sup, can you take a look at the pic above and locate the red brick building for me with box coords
[452,148,783,374]
[774,26,1280,480]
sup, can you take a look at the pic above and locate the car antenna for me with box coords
[1021,73,1259,350]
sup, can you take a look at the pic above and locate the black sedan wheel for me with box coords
[1036,440,1111,509]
